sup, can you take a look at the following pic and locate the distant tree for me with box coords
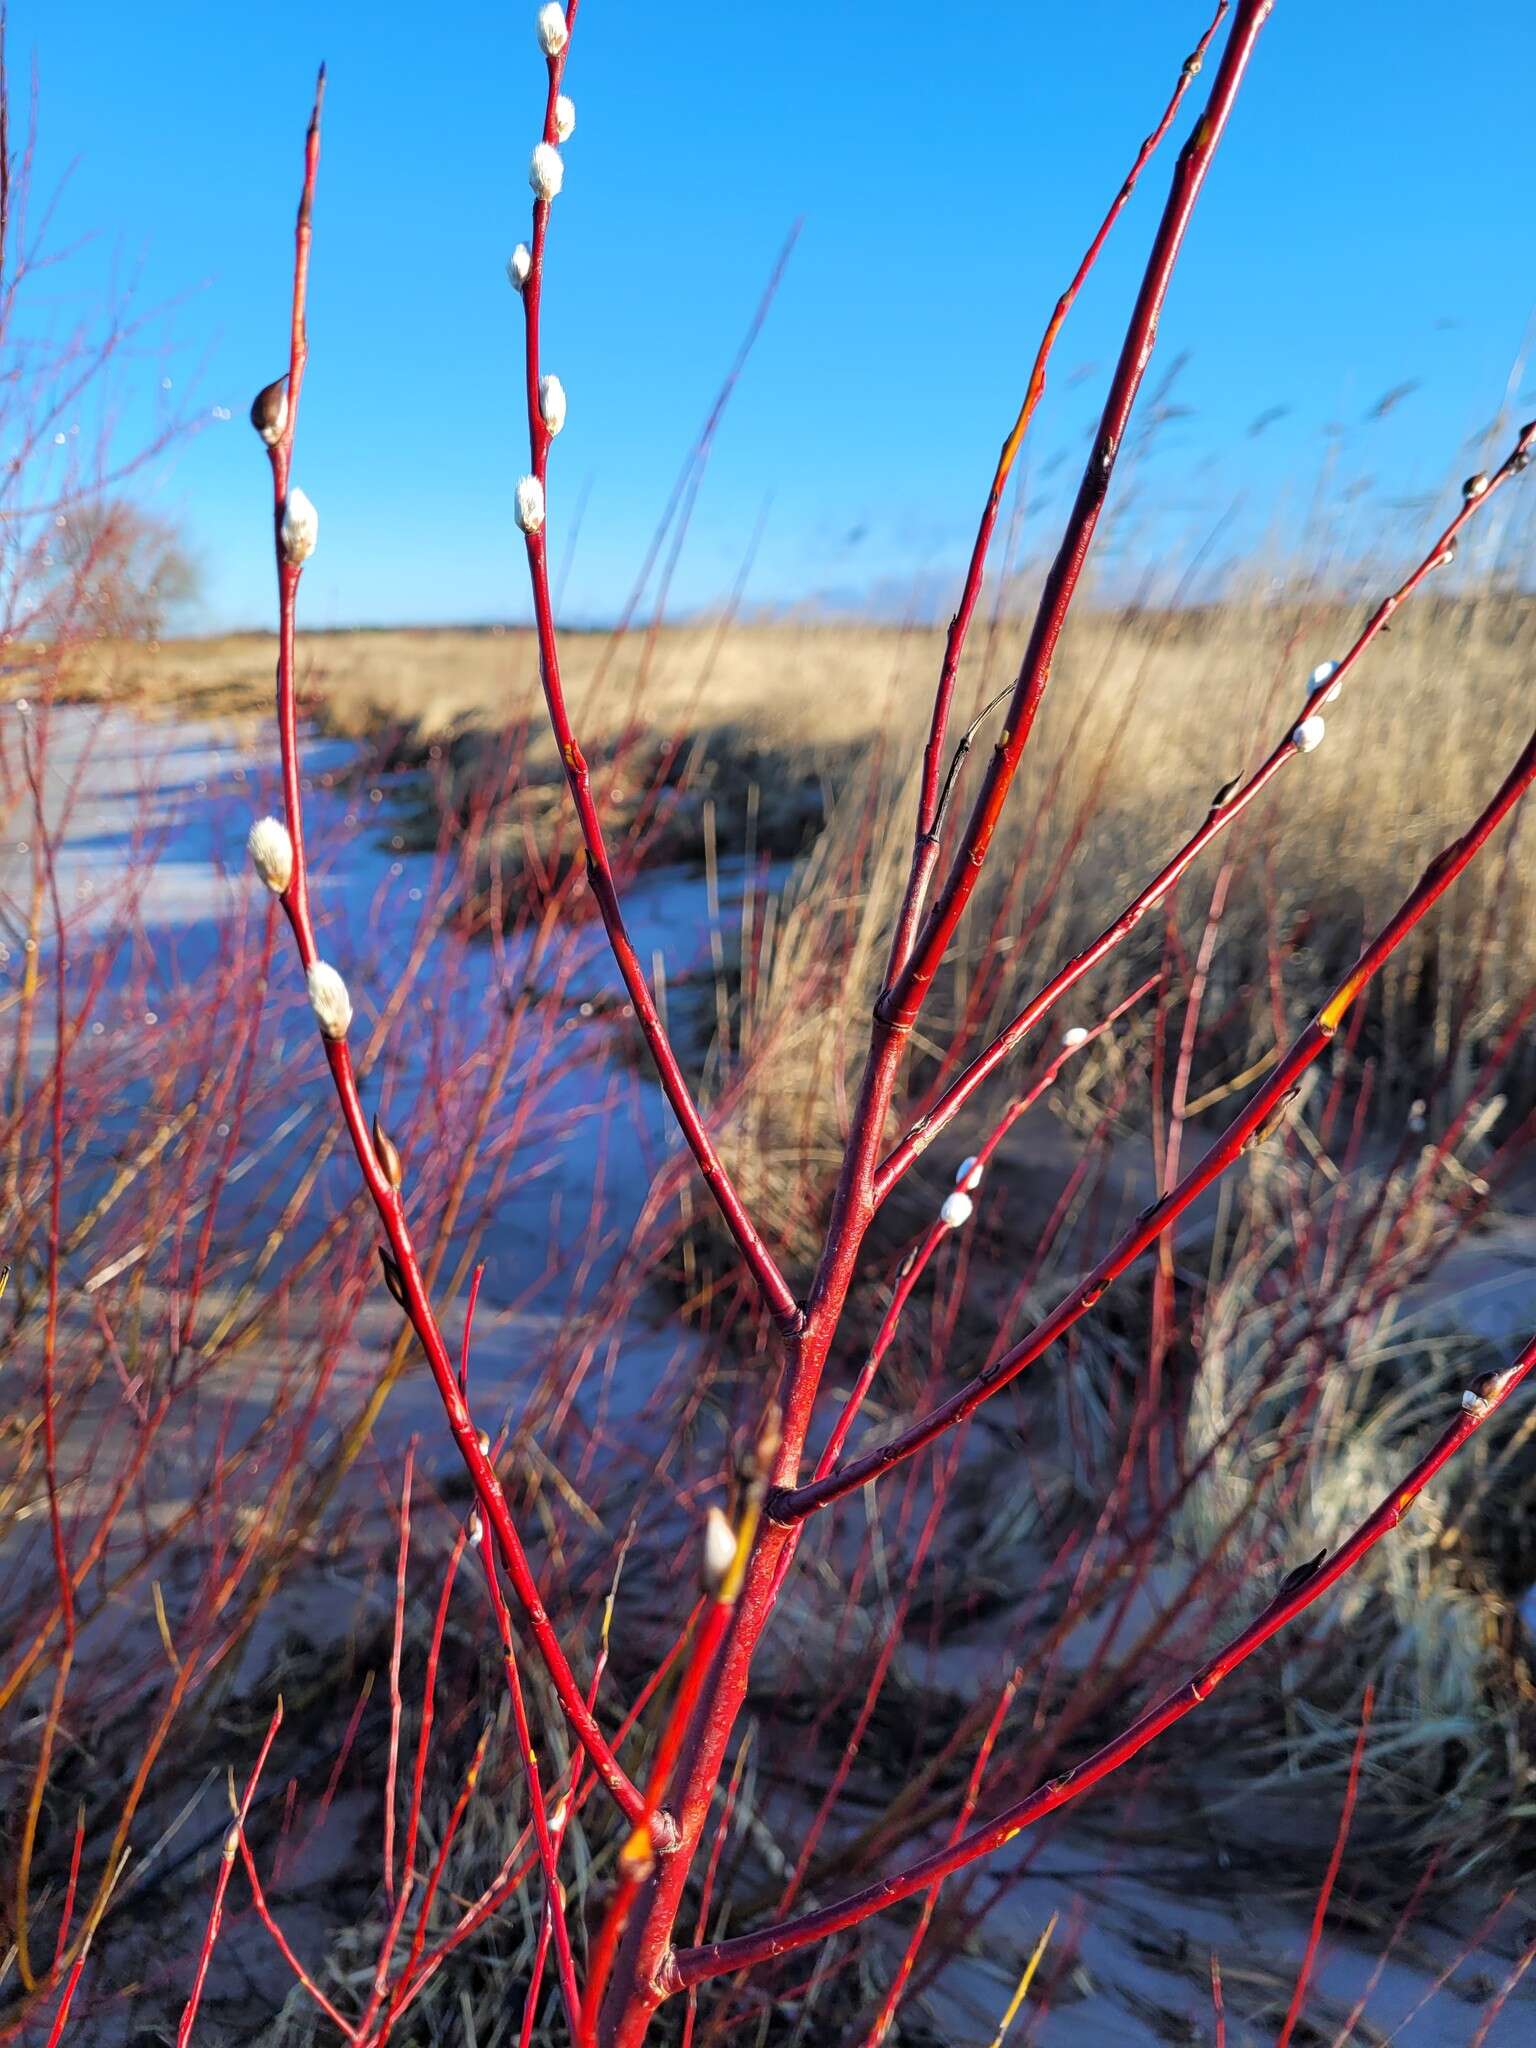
[46,498,198,641]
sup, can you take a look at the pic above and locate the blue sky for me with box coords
[12,2,1536,630]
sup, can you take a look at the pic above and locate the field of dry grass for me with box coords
[70,588,1536,1249]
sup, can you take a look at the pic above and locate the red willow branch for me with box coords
[510,0,800,1333]
[668,1330,1536,1991]
[248,67,650,1834]
[875,0,1276,1042]
[175,1699,284,2048]
[773,711,1536,1523]
[808,975,1159,1492]
[884,0,1230,984]
[873,416,1536,1203]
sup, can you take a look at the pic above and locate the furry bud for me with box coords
[539,374,567,436]
[1307,659,1341,705]
[940,1190,974,1230]
[306,960,353,1039]
[1061,1025,1089,1049]
[1462,472,1489,501]
[1292,715,1326,755]
[467,1511,484,1547]
[535,4,568,56]
[250,376,289,446]
[529,142,564,202]
[702,1506,738,1595]
[515,474,546,533]
[955,1155,984,1191]
[247,815,293,893]
[507,243,533,291]
[555,93,576,142]
[281,487,319,564]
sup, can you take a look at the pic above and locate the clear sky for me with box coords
[11,2,1535,631]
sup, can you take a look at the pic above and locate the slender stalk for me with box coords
[1275,1685,1373,2048]
[175,1700,284,2048]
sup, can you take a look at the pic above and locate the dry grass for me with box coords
[65,585,1535,1263]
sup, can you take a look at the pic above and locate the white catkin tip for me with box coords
[703,1506,738,1593]
[281,487,319,565]
[1460,1387,1486,1415]
[539,374,567,436]
[247,815,293,893]
[529,142,564,201]
[306,960,353,1040]
[507,243,533,291]
[535,3,569,56]
[515,474,546,533]
[1292,714,1326,754]
[555,94,576,142]
[1308,659,1341,705]
[1061,1025,1089,1049]
[222,1824,241,1861]
[468,1511,484,1547]
[955,1154,983,1191]
[940,1190,974,1230]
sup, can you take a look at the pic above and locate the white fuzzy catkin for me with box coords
[1308,659,1341,704]
[555,94,576,141]
[507,243,533,291]
[515,475,546,533]
[1061,1025,1089,1049]
[539,374,567,436]
[1292,715,1326,754]
[529,142,564,202]
[703,1506,738,1593]
[306,961,353,1040]
[281,488,319,564]
[940,1190,974,1230]
[247,815,294,893]
[535,4,569,56]
[955,1154,984,1191]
